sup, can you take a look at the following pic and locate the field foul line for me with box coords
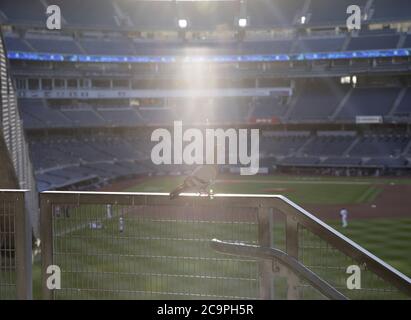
[55,209,256,238]
[356,186,379,204]
[59,287,257,300]
[60,270,258,282]
[55,208,130,237]
[217,179,373,185]
[54,252,256,262]
[56,234,258,243]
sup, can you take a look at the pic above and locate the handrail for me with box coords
[210,239,348,300]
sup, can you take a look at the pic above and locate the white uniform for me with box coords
[119,217,124,233]
[106,204,112,219]
[340,209,348,228]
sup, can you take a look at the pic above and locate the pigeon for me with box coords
[169,164,218,200]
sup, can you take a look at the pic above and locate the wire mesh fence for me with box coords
[271,198,411,300]
[0,31,39,239]
[42,194,262,299]
[297,226,409,300]
[40,192,411,300]
[0,190,32,300]
[0,194,17,299]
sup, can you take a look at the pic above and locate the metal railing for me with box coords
[0,189,32,300]
[40,191,411,300]
[0,30,39,238]
[210,240,347,300]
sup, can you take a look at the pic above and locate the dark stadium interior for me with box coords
[0,0,410,192]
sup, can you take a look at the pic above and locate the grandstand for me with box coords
[0,0,410,189]
[1,0,411,301]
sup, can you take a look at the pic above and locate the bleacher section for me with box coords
[119,0,176,31]
[300,134,355,156]
[322,157,363,167]
[394,88,411,117]
[27,36,82,55]
[246,0,303,28]
[291,37,345,53]
[20,98,255,128]
[49,0,120,29]
[349,135,409,157]
[1,0,411,30]
[336,87,400,120]
[2,0,410,59]
[60,107,106,127]
[137,107,176,125]
[365,157,408,167]
[261,132,310,156]
[80,38,136,56]
[30,138,77,169]
[5,32,410,57]
[307,0,367,26]
[250,96,288,122]
[20,100,145,128]
[371,0,411,23]
[3,36,32,52]
[238,39,294,55]
[97,107,144,127]
[280,157,320,166]
[20,99,73,128]
[18,84,411,129]
[0,0,45,24]
[29,134,157,190]
[28,130,411,191]
[347,34,400,51]
[404,34,411,49]
[289,81,349,121]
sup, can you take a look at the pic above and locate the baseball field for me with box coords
[30,174,411,299]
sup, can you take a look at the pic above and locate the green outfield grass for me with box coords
[31,211,410,300]
[44,207,260,300]
[329,218,411,278]
[125,175,396,205]
[0,267,16,299]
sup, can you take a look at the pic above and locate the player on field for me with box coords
[340,208,349,228]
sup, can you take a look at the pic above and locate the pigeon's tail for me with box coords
[169,183,188,200]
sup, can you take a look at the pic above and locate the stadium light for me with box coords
[178,19,188,29]
[300,16,307,24]
[340,76,351,84]
[238,18,248,28]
